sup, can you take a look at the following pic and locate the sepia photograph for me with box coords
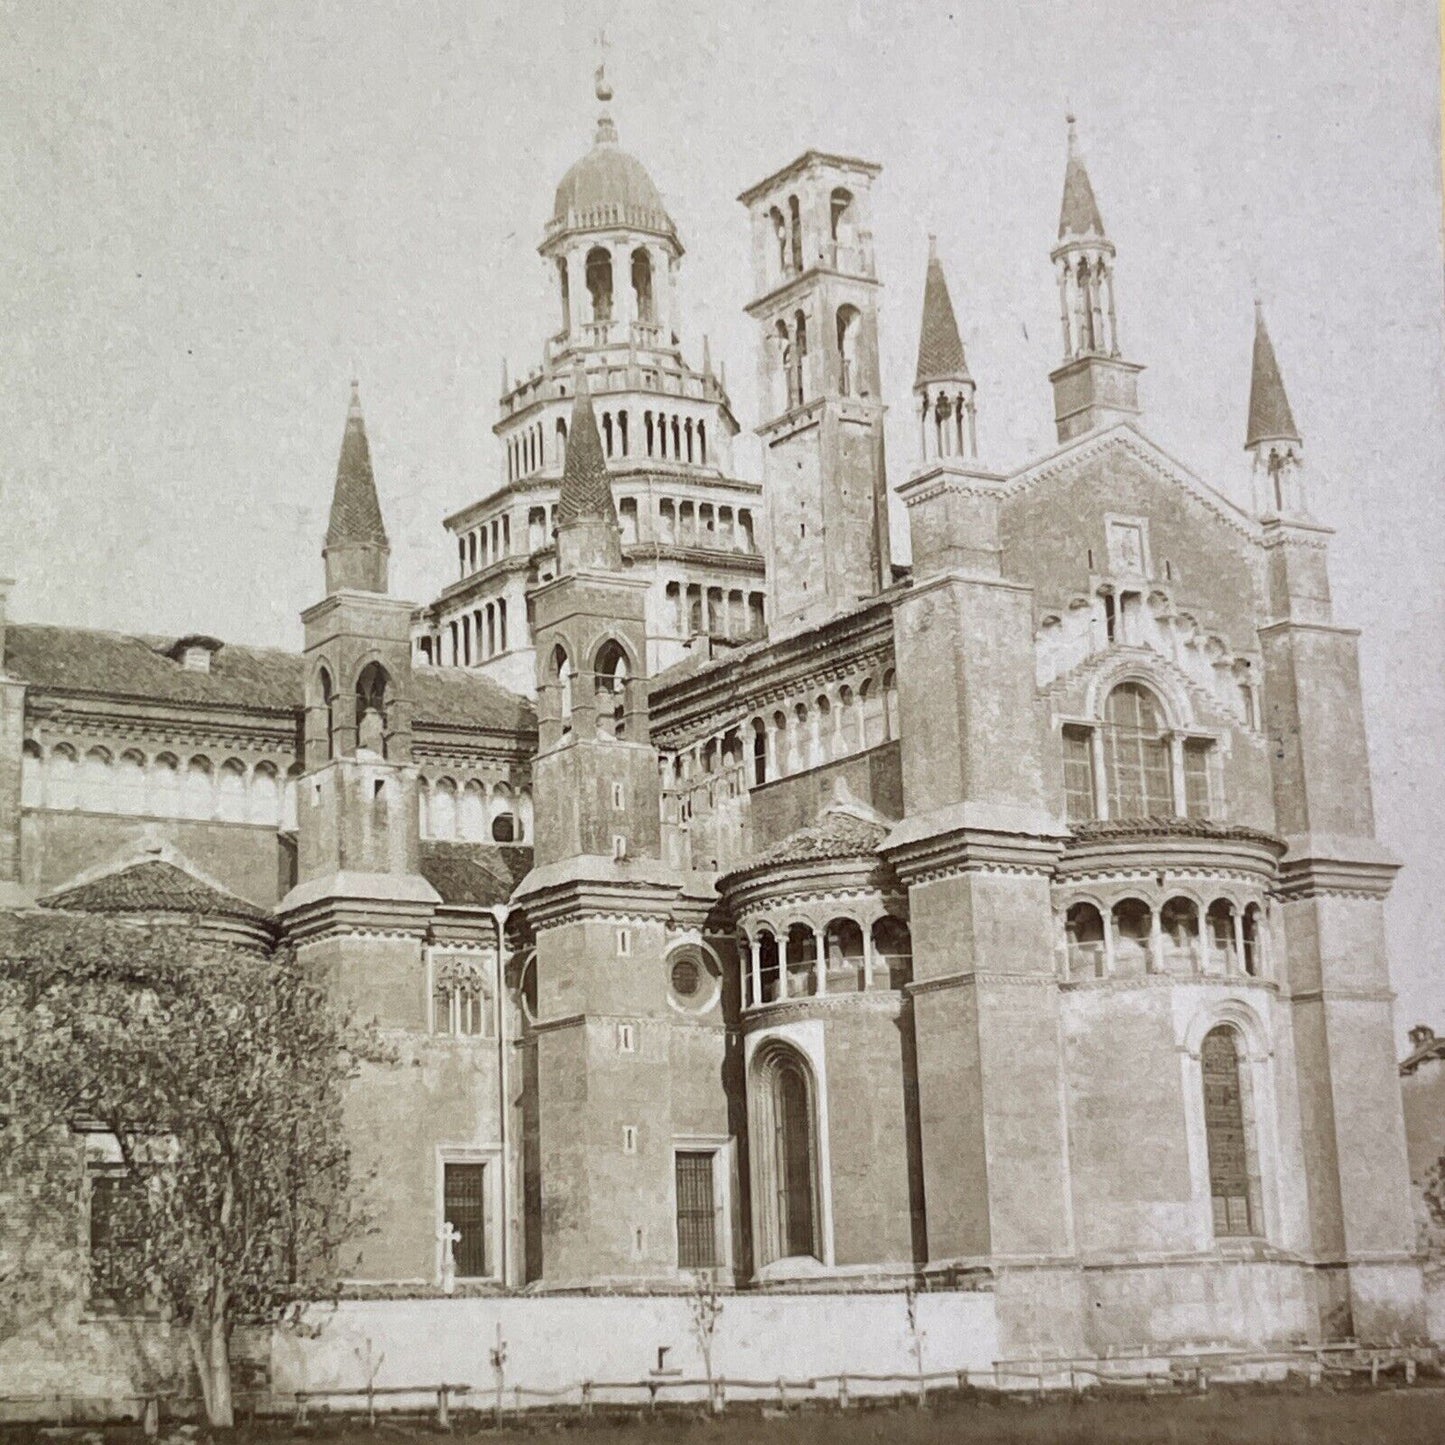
[2,2,1444,1441]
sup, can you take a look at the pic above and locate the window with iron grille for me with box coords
[1201,1027,1257,1237]
[88,1170,144,1312]
[443,1162,488,1278]
[674,1150,718,1269]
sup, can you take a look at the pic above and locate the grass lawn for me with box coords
[6,1386,1445,1445]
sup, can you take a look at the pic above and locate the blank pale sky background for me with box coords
[1,0,1442,1040]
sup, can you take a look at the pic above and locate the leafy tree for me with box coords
[0,913,383,1427]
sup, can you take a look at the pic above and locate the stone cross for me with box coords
[439,1221,461,1295]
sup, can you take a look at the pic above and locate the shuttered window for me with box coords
[444,1162,488,1278]
[674,1151,718,1270]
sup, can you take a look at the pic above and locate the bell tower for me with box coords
[517,372,682,1286]
[1048,116,1143,441]
[284,382,434,921]
[740,151,890,632]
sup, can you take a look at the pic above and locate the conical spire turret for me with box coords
[556,370,622,574]
[323,381,390,594]
[913,238,977,464]
[1246,301,1306,518]
[1246,301,1301,449]
[1048,116,1142,441]
[1058,115,1108,241]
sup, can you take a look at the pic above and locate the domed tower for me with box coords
[414,65,766,693]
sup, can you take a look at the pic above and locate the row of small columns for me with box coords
[1065,896,1263,979]
[1054,247,1120,359]
[536,672,650,750]
[737,916,908,1007]
[917,383,978,463]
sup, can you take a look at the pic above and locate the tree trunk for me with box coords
[188,1311,234,1429]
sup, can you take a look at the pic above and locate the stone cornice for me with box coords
[1275,834,1399,901]
[741,989,904,1029]
[883,803,1068,884]
[513,857,683,929]
[278,871,440,943]
[1057,821,1283,884]
[895,462,1009,505]
[648,598,895,747]
[25,694,300,753]
[907,970,1057,996]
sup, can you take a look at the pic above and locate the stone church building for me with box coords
[0,78,1429,1387]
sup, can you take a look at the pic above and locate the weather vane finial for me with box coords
[594,28,613,104]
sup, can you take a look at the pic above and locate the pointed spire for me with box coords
[701,334,714,379]
[557,370,618,531]
[914,236,970,386]
[323,381,389,594]
[1058,113,1107,241]
[1245,300,1302,448]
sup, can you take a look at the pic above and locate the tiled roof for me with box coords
[1058,120,1107,240]
[327,385,389,550]
[555,373,618,530]
[5,623,535,735]
[719,810,889,890]
[914,243,970,385]
[1070,817,1282,849]
[39,858,272,924]
[1245,304,1301,448]
[420,842,533,907]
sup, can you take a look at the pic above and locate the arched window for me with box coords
[1065,902,1105,978]
[882,669,900,739]
[751,719,767,786]
[557,256,570,331]
[1206,899,1239,973]
[631,247,654,323]
[116,750,148,816]
[793,310,808,405]
[1242,904,1263,977]
[788,194,804,273]
[555,417,567,465]
[251,761,281,826]
[20,741,43,809]
[769,205,788,275]
[459,780,486,841]
[355,662,391,758]
[150,753,179,817]
[1111,898,1152,974]
[824,918,866,991]
[1201,1026,1259,1237]
[871,916,912,988]
[755,931,781,1003]
[48,744,78,810]
[585,246,612,324]
[217,759,247,822]
[836,304,861,395]
[602,412,614,457]
[318,666,336,760]
[759,1049,818,1261]
[182,756,213,821]
[551,646,573,735]
[593,639,630,739]
[431,779,458,840]
[1160,897,1200,972]
[1103,683,1172,818]
[82,747,112,812]
[785,923,816,997]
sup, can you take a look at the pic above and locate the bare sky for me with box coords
[2,0,1442,1038]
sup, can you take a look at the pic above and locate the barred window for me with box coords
[443,1162,488,1278]
[88,1170,144,1312]
[1103,683,1172,818]
[674,1150,719,1270]
[1062,726,1097,822]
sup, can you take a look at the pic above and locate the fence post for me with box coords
[366,1381,376,1428]
[1370,1354,1380,1387]
[1196,1368,1208,1395]
[648,1381,658,1412]
[296,1393,309,1428]
[581,1381,593,1417]
[142,1397,160,1438]
[777,1377,787,1411]
[435,1386,450,1431]
[838,1373,849,1410]
[1406,1357,1417,1385]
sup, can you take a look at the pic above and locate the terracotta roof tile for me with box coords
[420,842,533,907]
[914,244,969,385]
[39,858,272,924]
[556,373,618,530]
